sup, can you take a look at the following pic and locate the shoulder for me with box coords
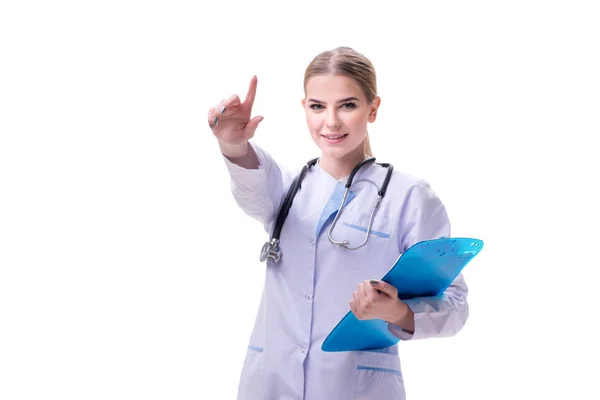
[371,164,438,201]
[375,167,451,245]
[368,165,447,228]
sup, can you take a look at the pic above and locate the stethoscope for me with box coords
[260,157,394,263]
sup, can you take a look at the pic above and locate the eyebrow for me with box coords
[307,97,360,104]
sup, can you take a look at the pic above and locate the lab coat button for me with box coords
[300,347,306,354]
[304,294,312,301]
[309,240,315,246]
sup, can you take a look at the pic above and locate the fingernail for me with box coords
[213,116,219,127]
[370,280,378,286]
[220,106,226,115]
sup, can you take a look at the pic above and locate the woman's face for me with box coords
[302,74,379,162]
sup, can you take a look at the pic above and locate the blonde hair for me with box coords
[303,46,377,157]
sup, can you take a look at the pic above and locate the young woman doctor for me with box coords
[208,47,468,399]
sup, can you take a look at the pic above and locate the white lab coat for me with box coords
[223,142,468,400]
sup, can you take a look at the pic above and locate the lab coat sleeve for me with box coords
[387,180,469,341]
[221,141,294,230]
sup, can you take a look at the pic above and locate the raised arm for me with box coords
[208,76,295,229]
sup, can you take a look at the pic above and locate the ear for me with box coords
[368,96,381,123]
[301,98,306,108]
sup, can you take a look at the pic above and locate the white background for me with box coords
[1,1,599,399]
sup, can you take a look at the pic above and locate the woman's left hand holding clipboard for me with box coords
[349,280,415,334]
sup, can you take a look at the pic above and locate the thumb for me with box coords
[370,280,397,298]
[244,115,264,137]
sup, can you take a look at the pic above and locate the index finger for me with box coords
[243,75,258,108]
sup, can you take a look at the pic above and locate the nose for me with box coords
[326,109,341,129]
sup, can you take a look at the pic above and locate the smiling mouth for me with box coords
[321,134,348,140]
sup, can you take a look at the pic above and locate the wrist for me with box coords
[219,141,249,159]
[388,300,415,333]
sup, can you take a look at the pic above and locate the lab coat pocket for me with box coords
[354,350,405,400]
[340,211,392,244]
[336,212,392,272]
[237,345,264,400]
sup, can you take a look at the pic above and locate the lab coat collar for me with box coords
[312,159,378,239]
[315,181,356,238]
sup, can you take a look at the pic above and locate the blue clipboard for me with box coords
[321,237,484,352]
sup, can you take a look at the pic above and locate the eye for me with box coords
[341,102,357,109]
[309,103,324,110]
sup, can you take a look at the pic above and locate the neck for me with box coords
[319,148,368,181]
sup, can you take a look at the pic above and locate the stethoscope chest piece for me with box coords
[260,238,281,262]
